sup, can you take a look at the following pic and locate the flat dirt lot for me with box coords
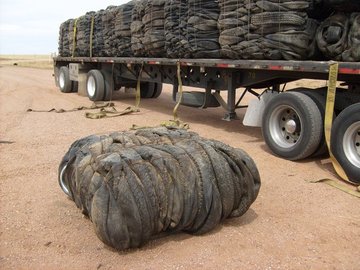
[0,66,359,270]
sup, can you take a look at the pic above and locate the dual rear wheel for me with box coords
[262,91,360,183]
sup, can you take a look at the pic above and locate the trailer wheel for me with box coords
[87,70,105,101]
[151,83,162,98]
[140,82,162,98]
[331,103,360,184]
[59,66,72,93]
[262,91,322,160]
[140,82,155,98]
[297,89,329,157]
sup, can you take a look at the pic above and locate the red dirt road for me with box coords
[0,66,359,270]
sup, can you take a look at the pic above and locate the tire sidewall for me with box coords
[331,103,360,183]
[86,70,105,101]
[59,66,72,93]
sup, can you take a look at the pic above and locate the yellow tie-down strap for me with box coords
[312,62,360,197]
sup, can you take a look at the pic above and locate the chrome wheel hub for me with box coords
[269,105,301,148]
[343,122,360,168]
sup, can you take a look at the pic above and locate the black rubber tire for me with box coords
[140,82,155,98]
[262,91,322,160]
[331,103,360,184]
[72,81,78,93]
[177,92,205,107]
[297,89,329,157]
[86,70,105,101]
[102,71,114,101]
[151,83,163,98]
[59,66,72,93]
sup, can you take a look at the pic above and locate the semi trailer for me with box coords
[53,56,360,183]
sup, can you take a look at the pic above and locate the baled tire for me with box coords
[59,127,261,250]
[262,91,322,160]
[86,70,105,101]
[331,103,360,184]
[59,66,72,93]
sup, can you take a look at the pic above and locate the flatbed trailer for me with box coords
[53,57,360,183]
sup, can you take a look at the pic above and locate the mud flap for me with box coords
[243,91,279,127]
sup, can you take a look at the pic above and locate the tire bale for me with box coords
[187,0,221,58]
[74,12,96,57]
[113,3,135,56]
[143,0,166,57]
[219,0,318,60]
[93,10,106,57]
[164,0,190,58]
[58,19,73,57]
[131,0,147,56]
[59,128,261,250]
[316,12,349,60]
[342,13,360,61]
[102,6,117,57]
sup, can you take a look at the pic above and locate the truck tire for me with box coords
[102,71,114,101]
[59,66,72,93]
[262,91,322,160]
[140,82,155,98]
[331,103,360,184]
[140,82,163,98]
[151,83,162,98]
[297,89,329,157]
[87,70,105,101]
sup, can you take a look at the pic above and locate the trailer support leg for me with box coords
[223,73,237,121]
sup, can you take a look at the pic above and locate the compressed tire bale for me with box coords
[58,19,73,57]
[131,0,147,56]
[219,0,318,60]
[342,13,360,61]
[164,0,190,58]
[316,12,349,60]
[113,3,135,56]
[187,0,222,58]
[92,10,106,57]
[59,127,261,250]
[143,0,166,57]
[74,12,96,57]
[102,6,117,57]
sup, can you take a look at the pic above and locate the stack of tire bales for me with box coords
[187,0,222,58]
[219,0,318,60]
[102,6,117,57]
[143,0,166,57]
[164,0,190,58]
[131,0,147,56]
[316,12,360,61]
[113,3,135,56]
[59,127,261,250]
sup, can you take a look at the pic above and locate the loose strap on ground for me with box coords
[309,178,360,198]
[85,106,139,119]
[27,101,114,113]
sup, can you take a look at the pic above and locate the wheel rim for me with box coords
[59,163,71,197]
[342,121,360,168]
[59,71,65,89]
[87,75,96,97]
[269,105,302,148]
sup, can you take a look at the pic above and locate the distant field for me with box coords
[0,54,54,69]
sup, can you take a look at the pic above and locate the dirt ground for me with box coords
[0,66,359,270]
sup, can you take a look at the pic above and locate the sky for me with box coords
[0,0,128,55]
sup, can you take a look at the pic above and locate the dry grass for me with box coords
[0,54,54,69]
